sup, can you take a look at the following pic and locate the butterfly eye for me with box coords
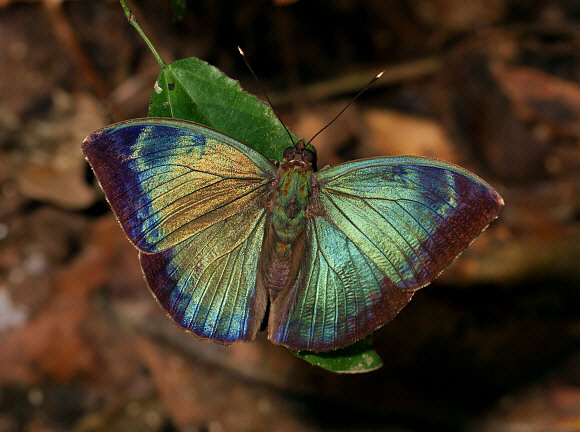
[283,147,296,161]
[303,149,316,164]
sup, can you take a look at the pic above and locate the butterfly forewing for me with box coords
[82,118,276,343]
[269,157,503,351]
[82,119,276,252]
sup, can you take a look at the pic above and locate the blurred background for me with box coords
[1,1,579,431]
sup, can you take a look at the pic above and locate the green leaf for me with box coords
[148,57,296,161]
[293,335,383,373]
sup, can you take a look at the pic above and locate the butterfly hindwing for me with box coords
[270,157,503,351]
[269,216,415,351]
[82,118,276,343]
[140,203,269,343]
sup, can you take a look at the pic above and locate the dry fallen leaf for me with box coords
[17,92,105,209]
[492,63,580,138]
[362,108,459,162]
[0,217,131,383]
[135,338,204,428]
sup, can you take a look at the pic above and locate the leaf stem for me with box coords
[118,0,166,69]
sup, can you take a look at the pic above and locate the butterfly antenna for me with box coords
[238,46,295,146]
[307,70,384,145]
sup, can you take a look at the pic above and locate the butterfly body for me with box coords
[260,142,318,304]
[83,118,503,352]
[271,164,313,244]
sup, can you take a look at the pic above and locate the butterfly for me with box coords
[82,117,503,352]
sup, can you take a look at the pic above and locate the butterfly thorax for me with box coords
[259,142,316,300]
[271,140,316,243]
[271,165,313,244]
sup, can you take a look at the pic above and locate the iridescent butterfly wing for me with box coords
[82,118,276,343]
[268,157,503,351]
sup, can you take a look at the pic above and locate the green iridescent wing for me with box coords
[82,118,276,343]
[269,157,503,351]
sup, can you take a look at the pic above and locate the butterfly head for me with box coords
[282,139,317,171]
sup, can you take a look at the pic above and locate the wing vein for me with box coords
[322,192,410,288]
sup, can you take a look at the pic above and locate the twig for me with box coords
[267,56,442,105]
[118,0,166,69]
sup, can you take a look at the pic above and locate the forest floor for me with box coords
[1,1,580,431]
